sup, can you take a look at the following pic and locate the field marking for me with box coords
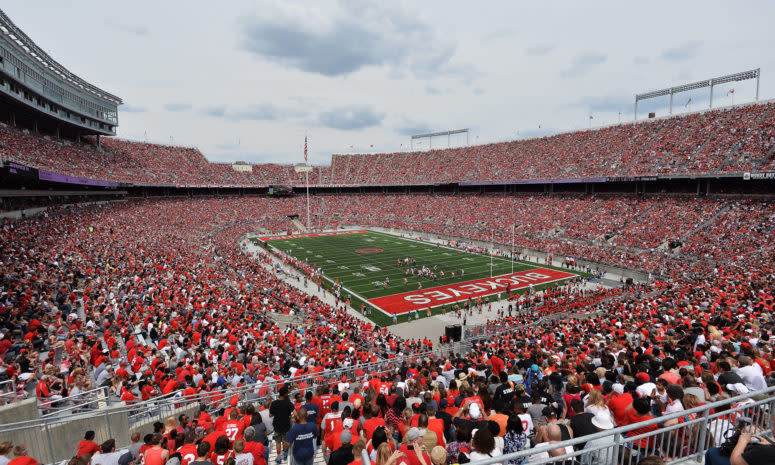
[368,268,577,315]
[275,231,561,299]
[267,229,582,318]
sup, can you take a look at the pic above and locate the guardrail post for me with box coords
[696,408,709,459]
[44,421,56,464]
[612,432,622,465]
[105,409,113,438]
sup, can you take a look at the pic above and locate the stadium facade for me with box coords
[0,9,121,140]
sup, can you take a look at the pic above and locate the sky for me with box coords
[3,0,774,165]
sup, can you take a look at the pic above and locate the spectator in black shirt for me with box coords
[717,361,744,386]
[568,399,596,450]
[269,386,295,464]
[493,372,515,406]
[328,431,354,465]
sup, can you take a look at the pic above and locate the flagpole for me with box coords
[490,228,494,278]
[511,224,514,274]
[304,131,310,231]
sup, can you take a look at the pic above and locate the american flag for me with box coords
[727,88,735,96]
[304,135,308,162]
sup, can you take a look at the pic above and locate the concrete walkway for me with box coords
[241,236,373,327]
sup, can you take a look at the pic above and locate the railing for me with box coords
[462,307,597,342]
[0,348,438,464]
[38,385,111,418]
[467,385,775,465]
[0,401,126,465]
[0,379,18,404]
[126,348,436,425]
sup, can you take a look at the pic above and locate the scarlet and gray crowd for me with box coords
[0,191,773,465]
[2,102,775,188]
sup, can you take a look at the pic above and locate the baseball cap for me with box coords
[406,427,426,441]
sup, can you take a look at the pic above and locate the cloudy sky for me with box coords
[4,1,773,164]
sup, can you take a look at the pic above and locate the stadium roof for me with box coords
[0,8,122,105]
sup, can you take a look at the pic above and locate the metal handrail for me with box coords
[0,349,438,431]
[465,384,775,465]
[134,348,436,409]
[0,378,18,404]
[38,385,111,417]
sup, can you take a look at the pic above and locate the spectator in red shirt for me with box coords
[76,431,101,458]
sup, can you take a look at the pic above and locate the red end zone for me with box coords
[368,268,576,315]
[260,230,368,241]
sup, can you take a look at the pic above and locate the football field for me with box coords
[257,230,581,326]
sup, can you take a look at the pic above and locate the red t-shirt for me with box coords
[623,410,657,448]
[244,441,266,465]
[177,444,198,465]
[77,440,101,458]
[607,393,633,427]
[211,451,233,465]
[363,417,386,440]
[224,419,245,441]
[658,371,680,385]
[398,444,431,465]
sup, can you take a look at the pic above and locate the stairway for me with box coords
[291,218,307,233]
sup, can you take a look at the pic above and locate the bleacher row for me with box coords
[1,102,774,187]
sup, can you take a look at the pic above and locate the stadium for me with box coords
[0,4,774,465]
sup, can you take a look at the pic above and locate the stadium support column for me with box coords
[306,170,310,230]
[709,82,714,109]
[634,101,638,122]
[756,68,761,100]
[669,91,673,115]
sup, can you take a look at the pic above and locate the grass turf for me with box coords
[256,230,582,327]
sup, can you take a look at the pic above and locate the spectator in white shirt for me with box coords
[92,439,122,465]
[735,355,767,392]
[663,385,685,415]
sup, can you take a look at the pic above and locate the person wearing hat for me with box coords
[429,446,446,465]
[451,399,488,435]
[534,405,573,445]
[634,372,657,400]
[579,414,616,465]
[328,431,354,465]
[397,428,430,465]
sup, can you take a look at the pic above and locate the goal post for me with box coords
[410,128,469,150]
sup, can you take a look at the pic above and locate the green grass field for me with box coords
[257,230,582,326]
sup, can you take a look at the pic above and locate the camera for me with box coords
[735,416,752,428]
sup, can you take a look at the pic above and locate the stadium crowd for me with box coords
[0,190,773,464]
[2,102,774,188]
[328,103,775,185]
